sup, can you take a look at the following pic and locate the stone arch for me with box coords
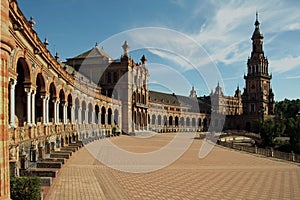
[16,57,31,82]
[137,111,141,127]
[35,73,46,123]
[180,117,184,126]
[49,82,57,123]
[175,116,179,127]
[192,117,196,127]
[137,93,141,103]
[81,101,86,123]
[75,97,80,122]
[67,94,72,122]
[186,117,190,127]
[163,115,167,126]
[59,89,65,123]
[101,106,106,124]
[169,116,173,126]
[108,108,112,125]
[15,59,32,126]
[88,103,93,123]
[95,104,100,124]
[151,114,156,125]
[157,115,162,126]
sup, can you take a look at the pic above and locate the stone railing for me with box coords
[218,141,300,163]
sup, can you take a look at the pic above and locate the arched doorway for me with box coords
[169,116,173,126]
[108,108,112,125]
[175,116,179,127]
[95,105,100,124]
[81,101,86,123]
[192,118,196,127]
[186,117,190,127]
[101,106,106,124]
[180,117,184,127]
[152,114,156,125]
[88,103,93,123]
[157,115,162,125]
[59,89,65,123]
[15,58,31,126]
[163,116,167,126]
[75,98,80,123]
[67,94,72,123]
[35,73,45,123]
[49,83,56,123]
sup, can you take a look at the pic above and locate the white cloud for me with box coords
[271,56,300,73]
[284,75,300,80]
[107,0,300,76]
[285,23,300,31]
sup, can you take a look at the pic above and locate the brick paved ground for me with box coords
[45,133,300,200]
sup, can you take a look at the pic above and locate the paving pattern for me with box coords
[45,133,300,200]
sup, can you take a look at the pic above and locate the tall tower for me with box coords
[242,13,275,121]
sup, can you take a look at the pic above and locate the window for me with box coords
[107,72,111,83]
[113,72,118,83]
[250,104,255,112]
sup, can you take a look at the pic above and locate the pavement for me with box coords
[45,133,300,200]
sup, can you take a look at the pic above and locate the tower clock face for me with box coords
[263,90,267,95]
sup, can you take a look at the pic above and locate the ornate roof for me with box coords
[67,44,112,60]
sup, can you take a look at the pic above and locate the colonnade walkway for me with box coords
[45,133,300,200]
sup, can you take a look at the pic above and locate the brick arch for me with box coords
[67,94,73,122]
[35,73,46,123]
[16,57,31,83]
[48,82,57,122]
[59,89,66,103]
[48,82,57,98]
[35,73,46,93]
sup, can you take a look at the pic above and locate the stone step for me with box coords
[53,150,73,156]
[61,146,78,152]
[28,169,58,178]
[42,158,65,164]
[40,177,53,186]
[50,153,70,159]
[37,162,62,169]
[68,141,83,147]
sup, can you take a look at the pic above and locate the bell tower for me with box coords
[242,13,275,119]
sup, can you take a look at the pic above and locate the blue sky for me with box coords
[18,0,300,101]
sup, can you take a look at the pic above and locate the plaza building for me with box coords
[0,1,274,199]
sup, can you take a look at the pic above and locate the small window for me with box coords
[107,72,111,83]
[113,72,118,83]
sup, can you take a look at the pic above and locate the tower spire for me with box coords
[255,11,260,27]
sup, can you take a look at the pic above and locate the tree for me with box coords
[260,119,276,147]
[10,176,41,200]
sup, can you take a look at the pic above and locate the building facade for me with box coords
[0,1,275,199]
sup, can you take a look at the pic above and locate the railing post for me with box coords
[270,148,274,157]
[291,151,295,162]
